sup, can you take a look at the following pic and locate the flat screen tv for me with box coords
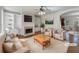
[24,15,32,22]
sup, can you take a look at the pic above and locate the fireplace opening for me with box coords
[25,28,33,34]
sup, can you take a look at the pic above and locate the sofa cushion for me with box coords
[6,36,12,42]
[5,32,16,42]
[13,38,23,50]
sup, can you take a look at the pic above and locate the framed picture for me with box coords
[45,19,53,24]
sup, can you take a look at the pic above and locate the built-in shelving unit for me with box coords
[2,9,22,34]
[4,12,14,31]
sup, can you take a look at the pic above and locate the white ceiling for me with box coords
[3,6,40,14]
[62,9,79,18]
[3,6,77,15]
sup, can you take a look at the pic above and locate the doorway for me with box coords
[60,16,65,29]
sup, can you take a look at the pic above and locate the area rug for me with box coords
[20,36,68,53]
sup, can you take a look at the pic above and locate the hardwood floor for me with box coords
[67,39,79,53]
[67,32,79,53]
[17,34,34,39]
[67,45,79,53]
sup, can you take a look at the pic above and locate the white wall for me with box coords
[14,14,22,34]
[2,7,79,35]
[2,7,41,35]
[21,12,35,35]
[0,7,3,33]
[41,13,61,30]
[64,16,79,28]
[0,7,42,35]
[0,8,2,33]
[34,16,41,32]
[1,7,23,34]
[41,7,79,30]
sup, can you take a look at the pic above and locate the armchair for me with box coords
[44,29,52,37]
[53,29,65,40]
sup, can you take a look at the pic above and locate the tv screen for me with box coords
[24,15,32,22]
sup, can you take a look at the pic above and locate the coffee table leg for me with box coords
[49,38,51,45]
[42,46,44,50]
[48,40,51,46]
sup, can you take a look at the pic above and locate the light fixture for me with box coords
[38,6,46,15]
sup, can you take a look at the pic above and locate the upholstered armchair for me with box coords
[53,29,65,40]
[44,29,53,37]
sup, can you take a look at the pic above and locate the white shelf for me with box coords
[3,12,14,30]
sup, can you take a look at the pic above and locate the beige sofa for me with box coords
[0,32,31,53]
[0,33,6,52]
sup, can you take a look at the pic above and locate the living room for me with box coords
[0,6,79,53]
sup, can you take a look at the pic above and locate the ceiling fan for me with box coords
[35,6,50,15]
[35,6,56,15]
[38,6,46,15]
[35,6,64,15]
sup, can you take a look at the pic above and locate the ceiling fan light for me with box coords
[38,12,41,15]
[38,6,46,15]
[40,11,43,15]
[38,11,45,15]
[43,12,45,14]
[38,11,42,15]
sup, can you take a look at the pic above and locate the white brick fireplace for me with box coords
[21,14,35,36]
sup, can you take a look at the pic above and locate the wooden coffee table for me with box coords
[34,34,51,49]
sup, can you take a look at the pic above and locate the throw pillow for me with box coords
[5,36,12,42]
